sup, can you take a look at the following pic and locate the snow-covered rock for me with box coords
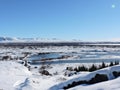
[49,65,120,90]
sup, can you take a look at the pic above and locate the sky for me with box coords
[0,0,120,41]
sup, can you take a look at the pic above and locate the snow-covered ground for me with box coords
[1,61,120,90]
[0,61,31,90]
[50,65,120,90]
[0,46,120,90]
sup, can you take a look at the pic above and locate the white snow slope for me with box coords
[50,65,120,90]
[1,61,120,90]
[0,61,31,90]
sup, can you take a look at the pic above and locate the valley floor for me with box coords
[0,46,120,90]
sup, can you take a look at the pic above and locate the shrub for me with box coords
[78,65,88,71]
[39,70,52,76]
[115,61,119,65]
[89,64,97,72]
[101,62,106,68]
[112,71,120,78]
[109,62,114,66]
[66,67,73,71]
[66,61,119,73]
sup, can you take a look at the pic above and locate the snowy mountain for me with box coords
[0,37,17,41]
[0,37,120,44]
[0,37,84,43]
[0,37,65,42]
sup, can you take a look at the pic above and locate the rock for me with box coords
[88,74,108,84]
[113,71,120,78]
[63,74,108,89]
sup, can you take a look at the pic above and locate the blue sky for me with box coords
[0,0,120,40]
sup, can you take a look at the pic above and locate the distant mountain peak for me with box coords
[0,37,66,42]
